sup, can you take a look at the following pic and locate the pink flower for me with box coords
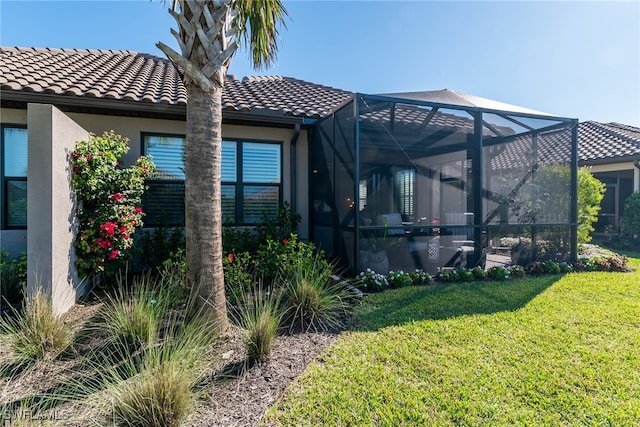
[96,238,111,249]
[100,222,117,236]
[120,226,129,233]
[227,253,234,263]
[108,250,120,260]
[282,239,289,244]
[111,193,125,202]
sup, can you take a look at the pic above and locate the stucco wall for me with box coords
[27,104,89,315]
[1,107,311,259]
[65,113,310,239]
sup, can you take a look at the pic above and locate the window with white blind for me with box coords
[142,134,281,226]
[396,169,415,218]
[2,125,28,229]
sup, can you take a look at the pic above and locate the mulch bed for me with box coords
[0,302,341,426]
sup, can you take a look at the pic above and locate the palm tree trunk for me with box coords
[185,83,228,331]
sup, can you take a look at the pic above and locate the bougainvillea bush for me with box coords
[71,131,155,277]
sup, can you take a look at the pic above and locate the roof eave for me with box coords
[579,155,640,166]
[1,90,311,127]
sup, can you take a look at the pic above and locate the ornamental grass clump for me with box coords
[0,287,73,366]
[282,255,350,333]
[99,272,169,351]
[110,357,190,427]
[106,299,218,427]
[229,284,282,362]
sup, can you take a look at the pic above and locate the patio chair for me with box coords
[440,212,475,268]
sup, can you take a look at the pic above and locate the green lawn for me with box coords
[266,256,640,426]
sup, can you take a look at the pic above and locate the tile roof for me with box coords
[489,120,640,170]
[0,46,353,119]
[578,121,640,163]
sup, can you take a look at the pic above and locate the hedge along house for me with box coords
[0,46,578,313]
[311,92,578,275]
[0,46,351,314]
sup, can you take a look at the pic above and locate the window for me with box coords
[142,134,282,226]
[396,169,415,218]
[2,125,28,229]
[143,134,186,227]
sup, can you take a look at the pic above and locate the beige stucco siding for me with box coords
[1,108,310,240]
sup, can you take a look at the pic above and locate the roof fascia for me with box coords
[1,90,309,127]
[579,156,640,167]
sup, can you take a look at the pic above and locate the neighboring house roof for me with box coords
[0,46,353,122]
[490,120,640,171]
[578,121,640,164]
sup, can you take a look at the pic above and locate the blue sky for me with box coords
[1,0,638,125]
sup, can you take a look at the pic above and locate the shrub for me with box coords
[254,234,323,285]
[0,251,27,305]
[574,258,597,272]
[282,256,349,333]
[542,260,562,275]
[229,285,281,362]
[436,269,459,283]
[386,270,413,288]
[592,253,631,272]
[471,266,487,280]
[487,266,510,281]
[509,265,526,278]
[457,268,474,282]
[409,270,434,286]
[255,201,301,244]
[223,251,255,303]
[559,262,574,273]
[620,192,640,238]
[577,168,606,243]
[357,269,389,292]
[0,287,74,365]
[71,131,155,278]
[134,226,185,271]
[223,201,301,256]
[157,250,188,307]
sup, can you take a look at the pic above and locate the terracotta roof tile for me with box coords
[0,46,352,119]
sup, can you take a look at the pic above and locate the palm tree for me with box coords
[157,0,287,330]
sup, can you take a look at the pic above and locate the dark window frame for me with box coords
[141,132,283,226]
[1,124,28,230]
